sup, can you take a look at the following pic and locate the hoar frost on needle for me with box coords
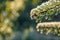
[30,0,60,22]
[30,0,60,36]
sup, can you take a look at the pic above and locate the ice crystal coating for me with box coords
[36,22,60,36]
[30,0,60,22]
[30,0,60,36]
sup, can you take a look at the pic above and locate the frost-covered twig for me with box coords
[30,0,60,36]
[30,0,60,22]
[36,22,60,36]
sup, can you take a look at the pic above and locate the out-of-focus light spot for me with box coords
[4,19,10,24]
[2,11,7,17]
[12,10,19,17]
[58,34,60,36]
[0,24,7,32]
[32,0,40,6]
[10,0,25,10]
[29,27,34,32]
[37,29,39,32]
[5,27,12,34]
[0,35,2,40]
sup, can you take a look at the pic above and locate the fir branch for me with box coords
[30,0,60,22]
[36,22,60,36]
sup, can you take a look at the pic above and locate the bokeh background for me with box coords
[0,0,60,40]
